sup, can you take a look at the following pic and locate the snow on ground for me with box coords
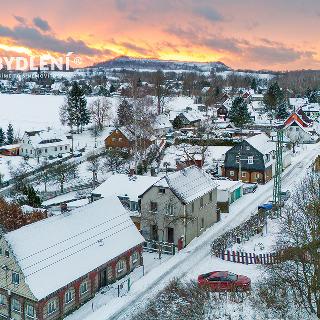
[73,142,319,320]
[65,252,171,320]
[0,93,120,135]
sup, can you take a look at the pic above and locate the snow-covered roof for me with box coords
[154,114,172,130]
[23,130,70,148]
[92,174,162,202]
[246,133,275,155]
[215,180,243,192]
[5,196,144,300]
[155,166,217,204]
[289,98,308,108]
[302,103,320,113]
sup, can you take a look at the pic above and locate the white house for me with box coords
[20,130,71,158]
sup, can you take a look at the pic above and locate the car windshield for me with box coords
[227,272,237,281]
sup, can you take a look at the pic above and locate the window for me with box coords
[65,146,68,150]
[191,202,194,213]
[11,298,21,312]
[150,202,158,212]
[117,259,125,273]
[246,146,250,151]
[65,290,73,304]
[47,300,57,315]
[131,251,139,264]
[158,188,165,194]
[112,138,116,142]
[200,197,204,208]
[248,156,253,164]
[26,304,35,318]
[166,204,174,216]
[80,282,88,295]
[0,294,6,306]
[5,250,9,257]
[30,150,33,154]
[230,171,234,177]
[45,149,47,153]
[21,148,23,153]
[54,147,57,151]
[12,272,19,285]
[0,247,2,255]
[60,146,63,151]
[235,155,239,163]
[119,138,123,141]
[130,201,138,211]
[201,217,204,229]
[26,149,28,154]
[256,173,260,178]
[242,172,246,177]
[209,191,213,202]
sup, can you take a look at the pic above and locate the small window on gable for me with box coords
[12,272,19,285]
[230,171,234,176]
[200,197,204,208]
[248,156,253,164]
[158,188,165,194]
[5,250,9,258]
[209,191,213,202]
[246,146,250,151]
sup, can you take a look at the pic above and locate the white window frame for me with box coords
[248,156,253,164]
[117,259,125,273]
[80,282,88,295]
[242,172,246,178]
[230,171,234,177]
[47,300,57,315]
[65,290,73,304]
[26,304,35,318]
[131,251,139,264]
[166,204,174,216]
[11,298,21,312]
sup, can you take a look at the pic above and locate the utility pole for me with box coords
[273,129,284,217]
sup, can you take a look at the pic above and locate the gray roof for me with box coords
[155,166,217,204]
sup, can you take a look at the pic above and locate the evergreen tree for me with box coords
[66,82,90,133]
[109,84,116,94]
[228,97,252,128]
[264,82,284,110]
[117,99,134,126]
[275,102,289,120]
[6,123,14,144]
[250,78,258,92]
[0,128,5,146]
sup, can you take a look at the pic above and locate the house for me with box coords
[251,94,264,102]
[140,166,217,247]
[104,127,153,153]
[19,130,71,158]
[284,119,317,145]
[215,180,244,213]
[223,133,276,184]
[170,110,202,128]
[154,114,173,137]
[91,174,162,230]
[0,144,20,156]
[0,196,144,320]
[216,104,228,120]
[301,103,320,120]
[284,111,312,128]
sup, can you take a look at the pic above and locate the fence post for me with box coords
[232,251,236,262]
[237,251,240,263]
[245,252,248,265]
[227,250,230,261]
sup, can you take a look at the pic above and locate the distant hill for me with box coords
[92,56,231,73]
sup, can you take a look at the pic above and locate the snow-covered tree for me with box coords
[6,123,14,144]
[229,97,252,128]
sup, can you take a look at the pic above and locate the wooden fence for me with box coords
[215,250,278,265]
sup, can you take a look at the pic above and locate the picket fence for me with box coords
[215,250,278,265]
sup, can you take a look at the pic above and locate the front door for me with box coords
[167,227,174,243]
[99,268,108,288]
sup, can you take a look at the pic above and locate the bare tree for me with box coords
[256,173,320,318]
[89,97,111,131]
[86,152,101,185]
[49,162,79,193]
[152,70,171,114]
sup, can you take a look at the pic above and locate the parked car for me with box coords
[198,271,251,291]
[243,183,258,194]
[258,202,273,211]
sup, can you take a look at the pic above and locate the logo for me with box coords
[0,52,81,71]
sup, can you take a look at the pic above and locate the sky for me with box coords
[0,0,319,71]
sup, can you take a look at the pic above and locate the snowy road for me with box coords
[71,144,320,320]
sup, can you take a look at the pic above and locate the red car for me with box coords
[198,271,251,291]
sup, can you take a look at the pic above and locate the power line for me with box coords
[24,222,134,278]
[19,211,129,262]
